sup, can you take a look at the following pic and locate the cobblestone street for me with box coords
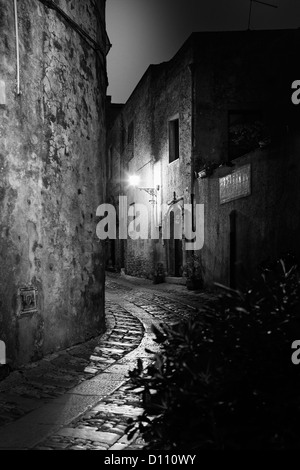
[0,273,218,450]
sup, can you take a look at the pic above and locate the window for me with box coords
[228,110,265,160]
[169,118,179,163]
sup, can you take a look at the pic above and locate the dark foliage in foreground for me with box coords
[126,254,300,449]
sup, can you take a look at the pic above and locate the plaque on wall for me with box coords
[219,164,251,205]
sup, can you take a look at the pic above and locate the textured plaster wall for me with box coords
[152,50,193,276]
[123,72,155,278]
[107,72,156,278]
[0,0,107,365]
[192,30,300,287]
[107,30,300,286]
[107,53,193,279]
[197,143,300,288]
[106,102,123,271]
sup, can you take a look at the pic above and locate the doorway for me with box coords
[167,209,183,277]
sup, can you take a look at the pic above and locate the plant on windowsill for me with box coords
[197,160,234,179]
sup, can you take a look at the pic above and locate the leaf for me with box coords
[235,307,249,314]
[151,324,166,343]
[137,358,143,373]
[145,348,156,354]
[127,430,137,441]
[279,258,286,276]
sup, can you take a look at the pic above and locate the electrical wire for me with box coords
[13,0,21,95]
[248,0,278,30]
[90,0,112,54]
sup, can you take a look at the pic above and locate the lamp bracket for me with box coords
[138,186,159,197]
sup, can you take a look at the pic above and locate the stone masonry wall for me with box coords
[0,0,107,365]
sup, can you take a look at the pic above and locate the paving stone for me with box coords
[113,425,127,433]
[94,357,115,365]
[35,446,54,450]
[83,367,99,374]
[109,442,129,450]
[89,356,110,363]
[78,425,99,431]
[46,437,63,443]
[91,445,108,450]
[56,427,119,445]
[102,341,134,348]
[44,442,70,450]
[93,404,144,417]
[99,347,126,355]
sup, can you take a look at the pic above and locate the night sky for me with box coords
[106,0,300,103]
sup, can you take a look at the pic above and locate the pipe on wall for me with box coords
[13,0,21,95]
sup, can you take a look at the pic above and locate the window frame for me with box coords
[168,114,180,164]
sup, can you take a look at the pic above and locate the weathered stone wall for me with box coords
[0,0,107,365]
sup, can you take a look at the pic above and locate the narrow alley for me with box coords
[0,273,217,450]
[1,0,300,456]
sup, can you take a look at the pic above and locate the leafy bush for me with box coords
[126,255,300,449]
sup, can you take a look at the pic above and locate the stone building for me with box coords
[107,29,300,289]
[0,0,109,365]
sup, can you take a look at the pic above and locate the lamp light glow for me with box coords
[128,174,141,187]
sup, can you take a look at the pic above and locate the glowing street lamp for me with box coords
[128,174,141,187]
[128,174,160,204]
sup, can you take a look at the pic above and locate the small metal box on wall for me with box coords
[19,287,38,316]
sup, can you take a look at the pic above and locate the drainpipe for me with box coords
[187,42,197,275]
[14,0,21,95]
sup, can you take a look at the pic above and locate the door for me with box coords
[167,209,183,277]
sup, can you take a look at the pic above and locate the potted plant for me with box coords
[184,254,203,290]
[153,262,165,284]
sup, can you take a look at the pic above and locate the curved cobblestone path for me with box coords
[0,273,218,450]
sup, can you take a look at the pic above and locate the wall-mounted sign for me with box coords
[219,164,251,204]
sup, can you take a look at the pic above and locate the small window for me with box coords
[127,121,134,160]
[128,121,134,145]
[169,118,179,163]
[228,110,264,160]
